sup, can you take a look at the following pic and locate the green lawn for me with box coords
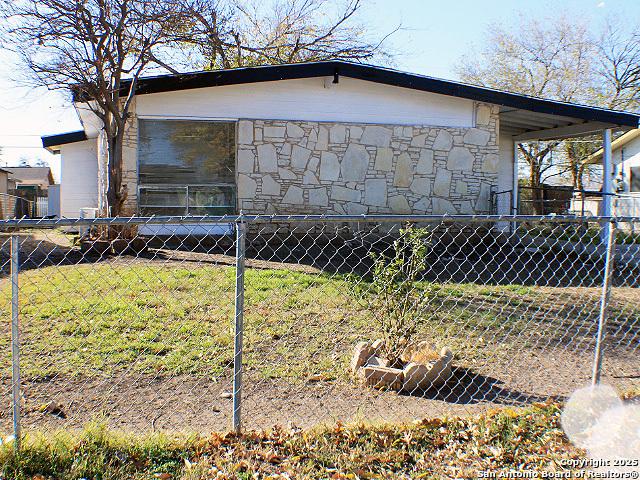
[0,261,629,381]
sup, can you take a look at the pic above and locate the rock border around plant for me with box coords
[351,340,453,393]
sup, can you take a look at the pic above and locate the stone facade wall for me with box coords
[120,98,139,215]
[118,101,499,216]
[236,103,499,215]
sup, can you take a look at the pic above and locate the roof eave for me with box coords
[41,130,88,152]
[112,60,640,129]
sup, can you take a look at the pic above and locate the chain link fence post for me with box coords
[232,215,246,433]
[10,234,21,449]
[592,219,617,385]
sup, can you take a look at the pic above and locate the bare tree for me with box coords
[1,0,394,219]
[456,15,640,204]
[595,21,640,111]
[184,0,396,69]
[1,0,199,217]
[457,16,593,211]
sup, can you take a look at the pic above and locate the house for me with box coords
[0,167,13,194]
[7,166,54,191]
[586,129,640,217]
[0,166,58,218]
[41,61,640,223]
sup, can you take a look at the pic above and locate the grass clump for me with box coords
[0,403,583,479]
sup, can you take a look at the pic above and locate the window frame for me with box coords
[630,166,640,193]
[136,116,238,216]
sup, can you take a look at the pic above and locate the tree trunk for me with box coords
[106,131,125,217]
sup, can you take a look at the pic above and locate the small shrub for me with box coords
[367,225,438,366]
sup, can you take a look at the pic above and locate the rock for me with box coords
[366,356,389,368]
[346,202,368,215]
[349,126,364,141]
[409,176,431,196]
[220,391,233,399]
[330,124,346,144]
[402,363,430,393]
[237,149,255,173]
[447,147,475,171]
[411,134,427,148]
[371,339,385,355]
[331,186,360,202]
[286,123,305,138]
[389,195,411,214]
[308,187,329,207]
[360,125,392,147]
[455,180,468,195]
[303,170,319,185]
[238,120,254,144]
[416,149,434,175]
[375,147,394,172]
[307,156,319,172]
[39,401,66,418]
[261,175,281,196]
[279,142,292,157]
[413,197,431,212]
[316,126,329,150]
[342,144,370,181]
[482,153,499,173]
[393,153,412,188]
[257,144,278,172]
[432,130,453,151]
[237,174,257,198]
[432,197,458,214]
[320,151,340,181]
[463,128,491,146]
[401,347,453,392]
[362,365,404,391]
[282,186,304,204]
[433,169,452,197]
[278,168,297,180]
[351,341,373,372]
[291,145,312,169]
[475,182,492,212]
[476,105,491,125]
[264,126,286,138]
[364,179,387,207]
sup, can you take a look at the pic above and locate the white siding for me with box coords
[135,77,475,127]
[60,139,98,217]
[497,132,515,215]
[614,134,640,190]
[613,134,640,217]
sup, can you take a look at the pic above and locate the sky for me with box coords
[0,0,639,182]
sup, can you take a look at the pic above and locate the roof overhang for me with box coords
[41,130,88,153]
[66,61,640,144]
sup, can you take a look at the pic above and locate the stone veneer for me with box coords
[116,102,499,216]
[236,103,499,215]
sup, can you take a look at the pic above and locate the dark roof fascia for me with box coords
[41,130,88,148]
[115,61,640,128]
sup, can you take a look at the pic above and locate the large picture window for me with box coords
[137,119,236,215]
[631,167,640,193]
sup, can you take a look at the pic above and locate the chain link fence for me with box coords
[0,214,638,440]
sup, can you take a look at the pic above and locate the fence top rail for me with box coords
[0,213,637,229]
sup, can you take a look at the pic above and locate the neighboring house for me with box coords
[586,129,640,217]
[41,61,640,222]
[7,166,55,191]
[0,167,12,194]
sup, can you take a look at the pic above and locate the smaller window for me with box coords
[631,167,640,192]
